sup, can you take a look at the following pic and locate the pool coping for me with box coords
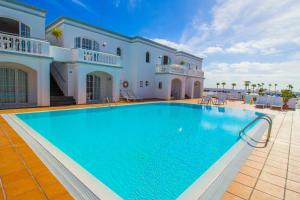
[2,102,271,200]
[178,112,270,200]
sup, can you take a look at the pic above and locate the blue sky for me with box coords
[20,0,300,91]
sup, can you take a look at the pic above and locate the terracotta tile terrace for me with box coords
[0,99,299,200]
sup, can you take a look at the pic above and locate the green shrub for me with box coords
[281,89,296,102]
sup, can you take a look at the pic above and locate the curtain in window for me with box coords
[0,68,28,104]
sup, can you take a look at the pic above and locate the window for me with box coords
[20,23,30,38]
[82,38,92,50]
[0,68,28,103]
[75,37,81,48]
[162,55,169,65]
[139,81,143,87]
[93,41,99,51]
[146,52,150,63]
[145,81,149,87]
[187,63,191,69]
[158,82,162,89]
[116,47,121,56]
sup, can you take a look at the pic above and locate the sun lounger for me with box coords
[255,96,268,108]
[127,90,143,101]
[120,90,136,101]
[199,96,211,104]
[270,97,284,110]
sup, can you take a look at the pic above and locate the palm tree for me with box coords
[251,84,256,93]
[268,84,272,94]
[288,84,293,91]
[232,83,237,90]
[274,83,278,94]
[51,27,63,40]
[261,83,265,89]
[244,81,251,91]
[221,82,226,90]
[257,83,261,89]
[216,82,220,90]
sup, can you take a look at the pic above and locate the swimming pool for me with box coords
[8,103,265,200]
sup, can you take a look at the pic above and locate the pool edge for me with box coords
[2,113,122,200]
[178,116,271,200]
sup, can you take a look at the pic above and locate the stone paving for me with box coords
[0,100,299,200]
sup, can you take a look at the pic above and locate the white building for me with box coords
[0,0,204,108]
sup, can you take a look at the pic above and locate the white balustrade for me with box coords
[156,64,204,77]
[73,48,121,67]
[0,32,49,56]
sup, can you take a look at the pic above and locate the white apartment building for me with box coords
[0,0,204,108]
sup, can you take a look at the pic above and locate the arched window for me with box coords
[116,47,121,56]
[146,51,150,63]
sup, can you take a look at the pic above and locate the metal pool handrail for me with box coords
[239,115,272,148]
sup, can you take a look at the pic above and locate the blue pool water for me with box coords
[17,103,262,200]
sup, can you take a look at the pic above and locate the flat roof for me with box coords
[47,16,203,59]
[2,0,47,13]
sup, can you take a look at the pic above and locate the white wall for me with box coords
[0,1,46,39]
[0,52,52,106]
[71,62,121,104]
[46,19,204,101]
[128,41,177,99]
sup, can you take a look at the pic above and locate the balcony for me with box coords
[156,64,204,78]
[0,32,49,56]
[72,48,121,67]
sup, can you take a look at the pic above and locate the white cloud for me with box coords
[204,60,300,90]
[71,0,95,14]
[173,0,300,89]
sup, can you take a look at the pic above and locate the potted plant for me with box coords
[179,60,185,65]
[281,89,296,109]
[51,27,63,41]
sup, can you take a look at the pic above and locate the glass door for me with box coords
[0,67,28,104]
[86,74,101,102]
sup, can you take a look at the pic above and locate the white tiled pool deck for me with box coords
[0,99,299,200]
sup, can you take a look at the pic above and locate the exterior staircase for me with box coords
[50,75,76,106]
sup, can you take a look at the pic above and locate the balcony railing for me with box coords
[72,48,121,67]
[0,32,49,56]
[187,69,204,77]
[156,64,204,77]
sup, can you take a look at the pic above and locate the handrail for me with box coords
[52,63,66,83]
[239,115,272,148]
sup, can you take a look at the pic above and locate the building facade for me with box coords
[0,0,204,108]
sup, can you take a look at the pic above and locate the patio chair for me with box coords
[270,97,284,110]
[255,96,268,108]
[287,98,297,110]
[215,94,227,105]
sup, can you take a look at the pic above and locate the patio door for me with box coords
[0,67,28,104]
[86,74,101,102]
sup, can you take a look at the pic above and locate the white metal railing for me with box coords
[72,48,121,67]
[156,64,204,77]
[0,32,49,56]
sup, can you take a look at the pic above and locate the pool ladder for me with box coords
[239,115,272,148]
